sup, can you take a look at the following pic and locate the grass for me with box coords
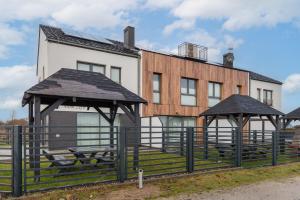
[13,162,300,200]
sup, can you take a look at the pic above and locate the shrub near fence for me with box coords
[0,125,298,197]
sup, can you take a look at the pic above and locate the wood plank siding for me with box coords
[141,50,249,126]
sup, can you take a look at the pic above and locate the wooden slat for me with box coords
[141,50,249,126]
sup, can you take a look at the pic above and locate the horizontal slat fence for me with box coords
[1,125,300,197]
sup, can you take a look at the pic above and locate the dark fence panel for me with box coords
[277,131,300,164]
[0,126,13,195]
[23,126,119,193]
[241,130,274,168]
[194,127,236,171]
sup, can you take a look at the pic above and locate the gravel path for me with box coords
[164,176,300,200]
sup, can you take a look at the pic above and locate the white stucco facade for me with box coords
[249,79,282,131]
[250,79,282,111]
[37,31,140,95]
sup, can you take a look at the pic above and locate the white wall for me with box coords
[250,79,282,111]
[37,30,48,82]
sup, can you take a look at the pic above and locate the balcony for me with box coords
[178,42,208,62]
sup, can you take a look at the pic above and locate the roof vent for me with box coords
[178,42,208,62]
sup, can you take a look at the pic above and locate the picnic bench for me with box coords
[68,147,116,166]
[43,150,77,174]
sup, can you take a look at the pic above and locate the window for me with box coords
[153,73,161,103]
[263,90,273,106]
[257,88,261,101]
[236,85,242,95]
[77,61,105,74]
[111,67,121,84]
[208,82,222,107]
[181,78,196,106]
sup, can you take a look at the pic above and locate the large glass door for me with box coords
[77,113,100,146]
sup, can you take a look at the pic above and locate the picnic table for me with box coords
[68,146,116,165]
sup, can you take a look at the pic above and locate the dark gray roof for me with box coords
[22,68,147,106]
[40,25,139,57]
[284,107,300,119]
[200,94,283,116]
[249,71,282,85]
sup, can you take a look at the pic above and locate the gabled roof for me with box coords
[200,94,283,116]
[40,25,139,57]
[284,107,300,119]
[22,68,147,106]
[249,71,282,85]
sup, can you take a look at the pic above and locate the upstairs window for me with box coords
[263,90,273,106]
[77,61,105,74]
[111,67,121,84]
[257,88,261,101]
[208,82,222,107]
[153,73,161,104]
[181,78,196,106]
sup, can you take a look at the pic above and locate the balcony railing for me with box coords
[178,42,208,61]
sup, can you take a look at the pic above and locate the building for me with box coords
[36,24,282,131]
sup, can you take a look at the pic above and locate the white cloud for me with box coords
[136,39,158,49]
[163,19,195,35]
[145,0,182,9]
[0,65,36,111]
[0,0,140,30]
[0,23,25,59]
[283,73,300,93]
[184,29,243,62]
[165,0,300,33]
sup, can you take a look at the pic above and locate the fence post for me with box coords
[186,127,194,173]
[272,131,278,166]
[180,127,184,156]
[203,127,208,160]
[235,129,242,167]
[12,126,23,197]
[253,130,257,144]
[119,127,127,182]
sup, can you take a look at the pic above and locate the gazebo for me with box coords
[200,95,284,166]
[201,95,283,130]
[282,107,300,129]
[22,68,147,179]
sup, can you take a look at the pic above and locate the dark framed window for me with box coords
[236,85,242,95]
[257,88,261,101]
[208,82,222,107]
[153,73,161,104]
[263,90,273,106]
[181,78,196,106]
[77,61,105,74]
[111,66,121,84]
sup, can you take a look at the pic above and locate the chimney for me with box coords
[223,48,234,68]
[124,26,135,49]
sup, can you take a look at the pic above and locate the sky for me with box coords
[0,0,300,121]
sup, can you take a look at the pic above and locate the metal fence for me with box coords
[0,125,299,197]
[0,126,13,194]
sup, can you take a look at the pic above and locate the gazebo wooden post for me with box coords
[236,113,243,167]
[216,118,219,144]
[203,116,208,160]
[262,119,265,143]
[133,103,140,170]
[33,96,41,182]
[28,99,34,169]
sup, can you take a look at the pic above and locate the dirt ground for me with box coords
[163,176,300,200]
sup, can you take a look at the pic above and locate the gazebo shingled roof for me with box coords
[22,68,147,107]
[284,107,300,120]
[200,95,283,129]
[283,107,300,128]
[201,95,283,117]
